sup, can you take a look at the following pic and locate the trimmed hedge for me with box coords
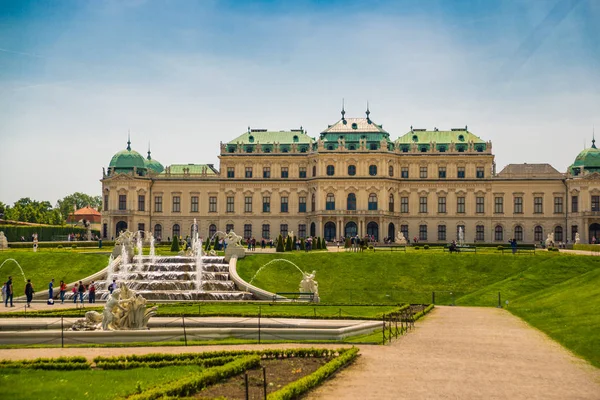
[7,240,112,249]
[96,355,237,370]
[0,356,90,370]
[0,225,100,242]
[573,244,600,252]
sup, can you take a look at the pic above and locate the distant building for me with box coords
[100,108,600,244]
[67,206,102,229]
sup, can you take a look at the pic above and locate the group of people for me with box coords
[1,276,102,308]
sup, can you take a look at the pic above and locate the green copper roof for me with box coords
[145,151,164,173]
[160,164,218,175]
[395,129,485,145]
[227,130,313,145]
[572,140,600,169]
[109,147,147,170]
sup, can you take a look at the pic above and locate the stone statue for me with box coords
[113,230,135,261]
[299,270,320,303]
[575,232,580,244]
[458,227,465,246]
[0,231,8,251]
[545,233,555,248]
[289,231,294,238]
[32,233,38,252]
[396,231,407,245]
[225,231,243,248]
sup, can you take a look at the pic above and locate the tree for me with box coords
[276,234,285,252]
[56,192,102,221]
[300,238,306,251]
[315,237,322,250]
[171,235,180,252]
[321,237,327,249]
[285,235,293,251]
[345,237,351,248]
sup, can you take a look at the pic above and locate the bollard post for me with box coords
[497,292,502,308]
[313,307,316,317]
[432,291,435,304]
[382,315,386,345]
[395,314,398,339]
[61,317,64,348]
[263,367,267,400]
[258,305,261,344]
[245,372,249,400]
[339,308,341,318]
[198,304,201,316]
[182,314,188,346]
[388,314,392,342]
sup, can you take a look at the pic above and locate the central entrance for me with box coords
[115,221,127,237]
[345,221,357,238]
[367,221,379,241]
[589,223,600,243]
[324,222,336,242]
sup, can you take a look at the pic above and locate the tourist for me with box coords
[59,280,67,304]
[72,284,78,304]
[48,278,54,304]
[261,239,266,249]
[510,238,518,254]
[1,281,5,304]
[25,279,34,307]
[77,281,86,305]
[109,279,116,294]
[4,276,13,307]
[88,281,96,303]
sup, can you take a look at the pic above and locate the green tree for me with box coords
[300,238,306,251]
[321,237,327,249]
[315,237,322,250]
[276,234,285,252]
[171,235,180,252]
[345,237,351,248]
[285,235,293,251]
[56,192,102,221]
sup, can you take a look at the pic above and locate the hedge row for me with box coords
[573,244,600,252]
[413,304,435,321]
[127,355,261,400]
[268,347,359,400]
[0,225,100,242]
[7,241,114,249]
[96,355,237,370]
[0,356,90,370]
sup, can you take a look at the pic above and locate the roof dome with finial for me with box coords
[571,136,600,175]
[108,135,147,172]
[144,145,164,174]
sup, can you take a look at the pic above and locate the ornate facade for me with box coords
[101,109,600,244]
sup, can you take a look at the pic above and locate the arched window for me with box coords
[208,224,217,239]
[369,165,377,176]
[367,222,379,241]
[514,225,523,241]
[494,225,503,241]
[554,226,563,241]
[324,222,336,241]
[347,193,356,211]
[389,165,394,177]
[388,194,394,212]
[326,165,335,176]
[310,222,316,237]
[348,165,356,176]
[368,193,378,211]
[326,193,335,210]
[311,194,316,212]
[154,224,162,241]
[534,225,543,242]
[172,224,181,239]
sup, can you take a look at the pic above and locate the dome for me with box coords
[145,150,164,173]
[108,139,147,171]
[571,139,600,175]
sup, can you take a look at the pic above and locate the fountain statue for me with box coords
[32,233,38,252]
[0,231,8,251]
[224,230,246,261]
[575,232,580,244]
[458,227,465,247]
[299,270,320,303]
[545,232,555,248]
[396,231,407,245]
[113,230,135,261]
[71,283,157,331]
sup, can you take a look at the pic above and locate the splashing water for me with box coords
[136,234,144,272]
[248,259,306,286]
[0,259,27,283]
[149,235,156,263]
[195,239,204,290]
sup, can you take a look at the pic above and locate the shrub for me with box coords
[345,237,351,248]
[300,238,306,251]
[285,235,293,251]
[171,236,180,252]
[57,245,63,249]
[368,245,374,250]
[321,237,327,249]
[71,244,77,249]
[497,246,504,251]
[315,237,321,250]
[276,234,285,253]
[414,246,420,250]
[424,245,429,250]
[204,237,211,251]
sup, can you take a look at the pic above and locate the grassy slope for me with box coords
[0,250,109,298]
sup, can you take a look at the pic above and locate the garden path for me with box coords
[307,306,600,399]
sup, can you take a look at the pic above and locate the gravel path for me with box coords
[308,306,600,399]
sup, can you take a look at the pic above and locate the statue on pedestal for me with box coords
[396,231,407,245]
[575,232,580,244]
[545,233,555,248]
[0,231,9,251]
[299,270,320,303]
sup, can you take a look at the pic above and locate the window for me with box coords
[368,194,378,211]
[420,167,427,179]
[138,195,145,211]
[438,197,446,213]
[298,224,307,238]
[438,167,446,179]
[348,165,356,176]
[172,224,181,239]
[226,224,234,234]
[326,165,335,176]
[326,193,335,210]
[104,194,109,211]
[137,223,145,236]
[419,196,428,213]
[299,167,307,178]
[244,224,252,239]
[388,194,394,212]
[554,226,563,241]
[209,196,217,212]
[172,196,181,212]
[312,165,316,177]
[154,224,162,241]
[209,224,217,239]
[571,225,578,241]
[154,196,162,212]
[262,197,270,213]
[457,197,465,214]
[592,196,600,211]
[226,196,234,213]
[554,197,563,214]
[514,197,523,214]
[476,167,484,178]
[262,224,270,240]
[227,167,235,178]
[401,197,409,213]
[534,226,543,242]
[476,196,485,213]
[280,196,288,212]
[457,167,465,179]
[311,194,316,211]
[369,165,377,176]
[244,196,252,213]
[389,165,394,177]
[401,167,409,178]
[494,225,503,241]
[534,197,543,214]
[438,225,446,241]
[401,225,409,240]
[263,167,271,178]
[245,167,252,178]
[119,195,126,210]
[347,193,356,211]
[476,225,484,241]
[103,223,108,238]
[572,195,578,212]
[191,196,199,212]
[419,225,427,241]
[281,167,288,178]
[280,224,288,237]
[514,225,523,241]
[299,196,306,213]
[494,197,503,214]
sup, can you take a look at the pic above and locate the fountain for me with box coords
[135,232,144,272]
[0,259,27,283]
[247,258,320,302]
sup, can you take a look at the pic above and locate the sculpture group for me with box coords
[299,270,320,303]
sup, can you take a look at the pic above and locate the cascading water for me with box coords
[248,259,306,285]
[121,244,129,273]
[195,239,204,291]
[149,235,156,263]
[0,259,28,283]
[104,254,115,288]
[136,234,144,272]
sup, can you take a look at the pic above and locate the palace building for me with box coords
[101,108,600,244]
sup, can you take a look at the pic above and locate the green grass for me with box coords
[0,365,201,400]
[0,251,109,298]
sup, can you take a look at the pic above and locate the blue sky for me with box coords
[1,0,599,204]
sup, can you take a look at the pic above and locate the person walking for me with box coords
[88,281,96,303]
[59,280,67,304]
[4,276,13,307]
[25,279,34,307]
[48,279,54,305]
[1,281,6,305]
[77,281,85,306]
[72,284,78,304]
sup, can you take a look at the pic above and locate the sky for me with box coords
[0,0,599,205]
